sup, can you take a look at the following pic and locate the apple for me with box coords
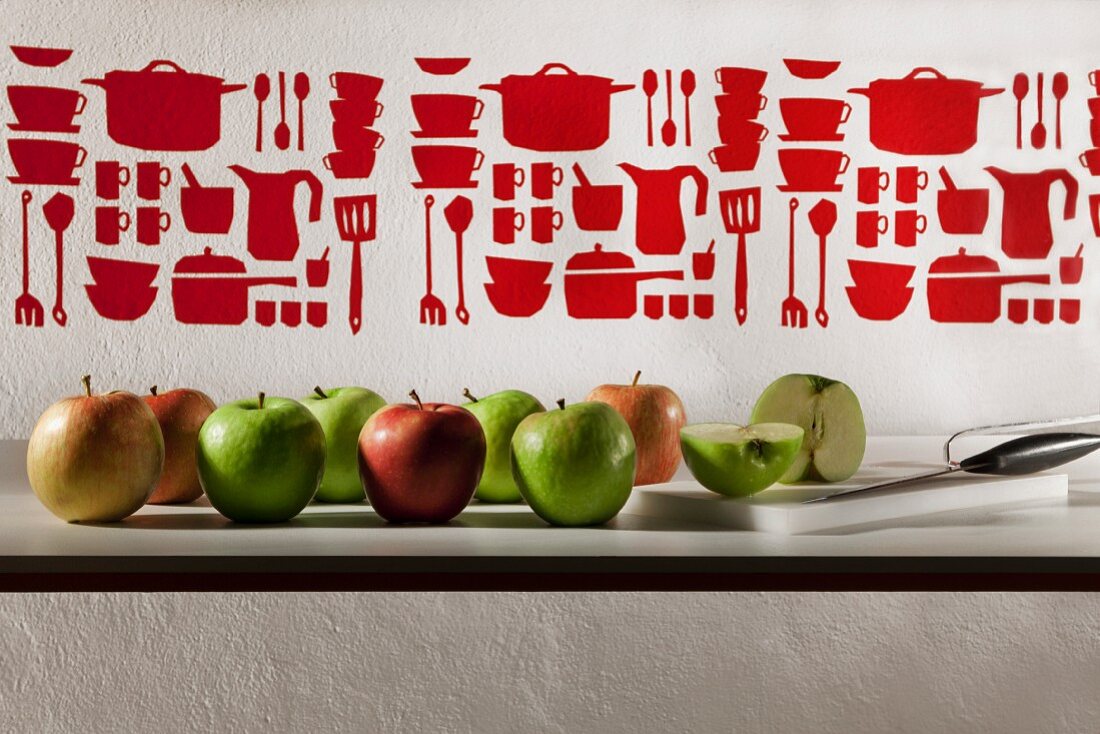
[586,370,686,485]
[749,374,866,483]
[511,399,636,526]
[27,375,164,523]
[680,423,805,497]
[358,390,486,523]
[462,387,545,503]
[301,386,387,503]
[143,385,216,504]
[197,392,326,523]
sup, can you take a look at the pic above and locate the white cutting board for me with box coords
[624,468,1069,537]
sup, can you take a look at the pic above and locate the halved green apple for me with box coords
[749,374,866,483]
[679,422,805,497]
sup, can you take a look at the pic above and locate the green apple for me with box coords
[750,374,866,483]
[462,388,545,503]
[511,399,636,526]
[680,423,805,497]
[197,392,326,522]
[301,386,386,502]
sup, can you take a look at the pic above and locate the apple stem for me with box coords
[258,392,266,410]
[462,388,478,403]
[81,374,91,397]
[556,398,566,410]
[632,370,641,387]
[409,390,423,410]
[150,385,158,397]
[313,386,328,399]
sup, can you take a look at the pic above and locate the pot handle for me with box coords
[631,270,685,282]
[978,86,1005,98]
[535,62,579,77]
[609,83,636,94]
[847,87,870,97]
[239,276,299,288]
[993,274,1052,287]
[220,83,248,95]
[904,67,948,81]
[81,77,106,88]
[478,83,503,93]
[140,59,189,74]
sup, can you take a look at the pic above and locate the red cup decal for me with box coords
[492,163,525,201]
[1060,299,1080,324]
[856,210,889,248]
[1007,298,1028,324]
[136,161,171,201]
[530,162,563,200]
[307,301,328,328]
[692,251,715,280]
[95,160,130,200]
[255,300,276,327]
[493,207,525,244]
[643,294,663,319]
[857,167,889,204]
[530,205,563,244]
[694,294,714,319]
[136,206,171,246]
[1033,298,1054,324]
[281,300,302,328]
[896,166,929,203]
[668,294,689,319]
[894,210,927,247]
[95,206,130,245]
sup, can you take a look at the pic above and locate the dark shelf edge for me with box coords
[3,556,1100,591]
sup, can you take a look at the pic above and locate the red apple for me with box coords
[586,371,686,485]
[27,375,164,522]
[144,385,217,504]
[358,390,486,523]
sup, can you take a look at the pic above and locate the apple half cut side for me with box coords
[749,374,866,483]
[680,423,805,498]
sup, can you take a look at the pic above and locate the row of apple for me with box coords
[24,373,866,526]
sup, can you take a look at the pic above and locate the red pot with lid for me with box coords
[564,244,682,319]
[83,60,247,151]
[926,247,1049,323]
[848,67,1003,155]
[171,247,296,325]
[480,63,634,151]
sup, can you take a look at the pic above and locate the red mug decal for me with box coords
[136,206,171,246]
[777,148,849,192]
[410,94,483,137]
[306,301,328,328]
[7,85,86,132]
[1007,298,1028,324]
[1090,193,1100,237]
[1033,298,1054,324]
[323,148,377,179]
[329,72,383,99]
[7,138,86,185]
[709,143,762,173]
[896,166,929,203]
[1089,70,1100,94]
[492,207,525,244]
[530,162,563,200]
[255,300,276,327]
[95,160,130,200]
[331,121,385,151]
[1079,148,1100,175]
[894,209,927,247]
[1090,118,1100,147]
[777,98,850,141]
[856,210,888,248]
[1060,299,1080,324]
[530,206,563,244]
[95,206,130,245]
[643,294,663,319]
[714,92,768,119]
[716,118,768,146]
[136,161,172,200]
[857,167,889,204]
[714,67,767,94]
[492,163,525,201]
[411,145,483,188]
[328,98,383,126]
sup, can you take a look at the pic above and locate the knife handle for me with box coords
[960,432,1100,475]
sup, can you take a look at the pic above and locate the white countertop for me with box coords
[4,437,1100,589]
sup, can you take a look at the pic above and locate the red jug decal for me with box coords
[619,163,708,255]
[228,166,323,261]
[985,166,1077,259]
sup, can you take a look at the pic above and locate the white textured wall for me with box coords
[0,593,1098,732]
[5,2,1100,731]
